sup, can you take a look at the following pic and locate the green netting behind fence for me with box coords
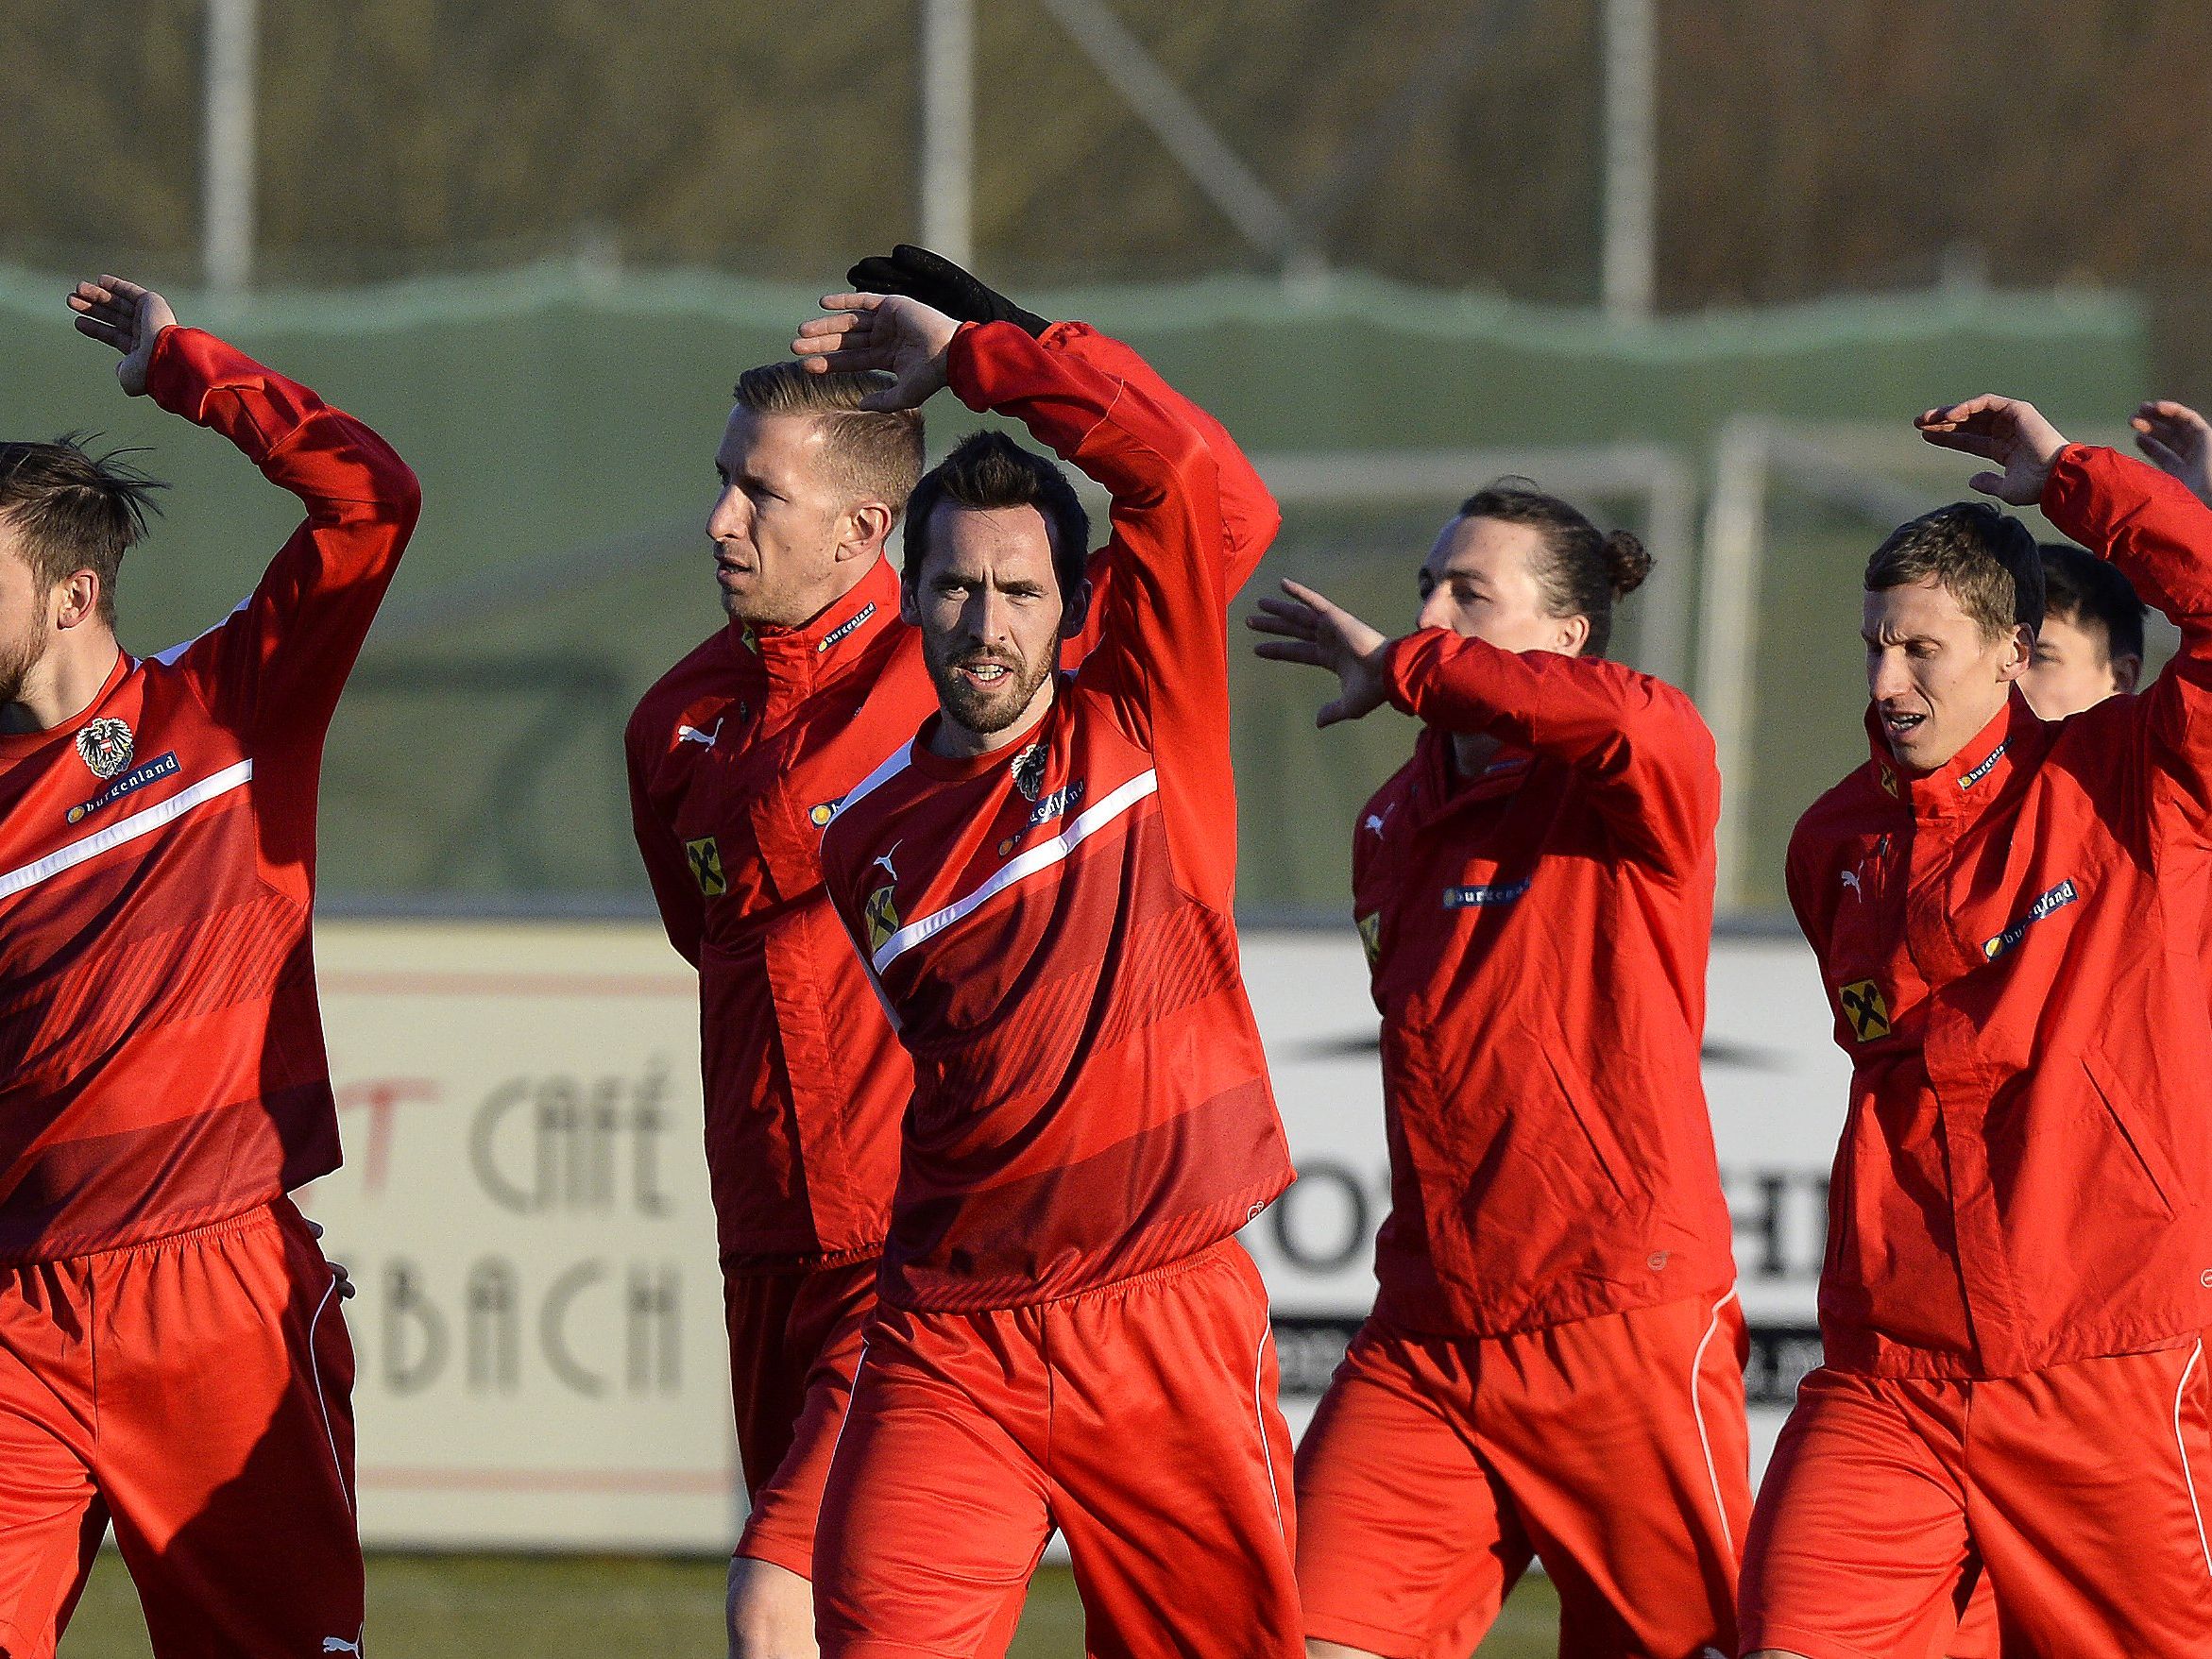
[0,264,2152,914]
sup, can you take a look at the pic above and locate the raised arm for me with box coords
[2045,445,2212,830]
[1037,325,1277,590]
[1251,579,1717,876]
[792,289,1255,900]
[1387,630,1716,873]
[71,276,421,745]
[955,324,1237,710]
[1921,393,2212,836]
[842,245,1279,587]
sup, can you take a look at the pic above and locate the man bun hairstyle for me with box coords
[1457,478,1649,658]
[2039,541,2146,665]
[0,434,165,624]
[732,362,925,521]
[903,432,1091,600]
[1865,502,2044,641]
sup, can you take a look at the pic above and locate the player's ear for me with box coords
[1059,576,1093,640]
[52,569,102,631]
[842,500,895,563]
[1555,611,1591,656]
[1996,623,2034,682]
[2114,652,2143,696]
[898,575,921,627]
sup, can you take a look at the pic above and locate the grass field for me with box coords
[60,1550,1565,1656]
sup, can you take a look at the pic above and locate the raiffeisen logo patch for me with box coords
[1982,879,2079,961]
[64,751,179,825]
[1441,878,1531,909]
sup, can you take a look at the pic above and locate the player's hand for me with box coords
[1914,395,2069,505]
[2133,399,2212,505]
[67,275,178,398]
[791,293,958,411]
[1249,579,1392,727]
[302,1217,357,1299]
[846,245,1050,338]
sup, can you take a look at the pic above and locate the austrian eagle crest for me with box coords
[74,718,134,781]
[1012,742,1048,803]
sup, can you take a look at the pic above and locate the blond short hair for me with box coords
[732,363,925,522]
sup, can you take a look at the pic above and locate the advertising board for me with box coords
[310,921,1846,1549]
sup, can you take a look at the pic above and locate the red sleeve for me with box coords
[145,327,421,751]
[623,708,704,969]
[1381,630,1719,878]
[1784,814,1834,972]
[2044,445,2212,838]
[1036,322,1281,594]
[950,320,1258,901]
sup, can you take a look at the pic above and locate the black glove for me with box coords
[844,245,1049,339]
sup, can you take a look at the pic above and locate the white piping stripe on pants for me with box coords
[1254,1323,1286,1539]
[2174,1339,2212,1579]
[1689,1287,1739,1557]
[820,1339,872,1492]
[306,1269,354,1517]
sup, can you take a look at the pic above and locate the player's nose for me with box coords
[1868,649,1912,703]
[970,588,1015,644]
[705,485,749,545]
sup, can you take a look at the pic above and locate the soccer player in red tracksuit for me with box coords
[626,247,1284,1657]
[1248,489,1748,1658]
[792,288,1300,1657]
[1944,413,2180,1659]
[627,322,932,1659]
[0,277,419,1657]
[1739,394,2212,1659]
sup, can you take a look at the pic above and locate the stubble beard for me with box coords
[0,617,43,710]
[713,529,843,630]
[924,634,1054,740]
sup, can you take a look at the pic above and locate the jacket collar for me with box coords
[1862,688,2048,823]
[728,557,901,715]
[1412,725,1536,825]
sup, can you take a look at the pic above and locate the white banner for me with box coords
[309,920,1847,1551]
[305,921,734,1550]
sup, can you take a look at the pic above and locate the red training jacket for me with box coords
[819,320,1293,1312]
[1788,445,2212,1379]
[1353,635,1734,1335]
[0,328,420,1263]
[626,323,1278,1269]
[627,559,930,1268]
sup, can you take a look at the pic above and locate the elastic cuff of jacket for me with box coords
[145,324,202,414]
[1381,631,1436,720]
[2038,441,2093,514]
[947,317,1006,414]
